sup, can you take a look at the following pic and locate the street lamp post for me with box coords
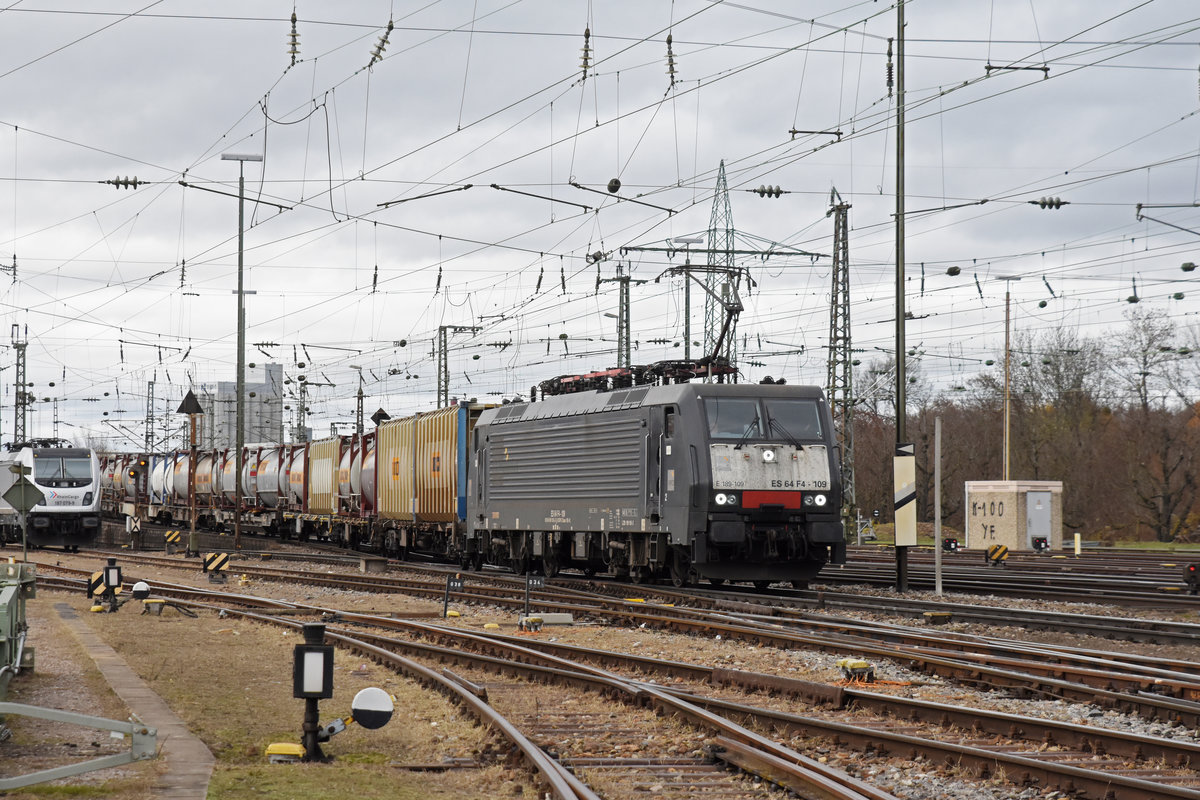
[998,275,1022,482]
[221,152,263,551]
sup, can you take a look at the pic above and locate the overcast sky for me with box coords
[1,1,1197,449]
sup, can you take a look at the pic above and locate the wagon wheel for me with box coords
[471,552,485,572]
[542,543,560,578]
[630,566,650,584]
[669,548,693,588]
[791,579,809,590]
[512,551,530,575]
[707,577,726,587]
[752,580,772,591]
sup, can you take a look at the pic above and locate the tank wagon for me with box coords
[0,441,101,551]
[100,403,484,561]
[102,382,845,586]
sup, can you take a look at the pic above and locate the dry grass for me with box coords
[7,593,545,799]
[2,597,160,799]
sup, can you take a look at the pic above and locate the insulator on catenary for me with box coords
[580,27,591,81]
[288,11,300,66]
[666,32,677,87]
[886,38,894,98]
[369,19,393,67]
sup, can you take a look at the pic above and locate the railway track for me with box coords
[36,572,891,800]
[35,567,1200,799]
[28,551,1200,800]
[836,547,1200,608]
[45,553,1200,719]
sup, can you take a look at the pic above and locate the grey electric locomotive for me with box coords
[467,382,845,587]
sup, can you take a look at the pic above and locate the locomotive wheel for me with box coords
[707,577,726,587]
[753,580,772,590]
[791,580,809,590]
[669,549,692,588]
[471,552,485,571]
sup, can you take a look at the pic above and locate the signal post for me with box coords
[177,391,205,557]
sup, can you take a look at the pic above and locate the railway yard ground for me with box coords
[5,543,1200,800]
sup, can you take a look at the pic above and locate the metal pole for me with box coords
[188,414,198,558]
[235,161,244,551]
[894,0,908,592]
[934,415,942,596]
[1003,287,1011,482]
[895,0,906,445]
[684,278,691,363]
[221,152,261,549]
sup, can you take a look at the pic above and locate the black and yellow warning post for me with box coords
[203,552,230,583]
[88,557,123,613]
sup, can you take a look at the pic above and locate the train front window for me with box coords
[705,398,762,440]
[763,399,822,441]
[34,459,64,481]
[33,456,93,486]
[64,458,93,480]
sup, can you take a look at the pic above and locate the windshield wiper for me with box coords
[768,417,803,450]
[733,412,760,450]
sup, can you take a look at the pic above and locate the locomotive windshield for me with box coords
[706,397,823,442]
[705,398,763,439]
[763,398,823,440]
[34,455,94,487]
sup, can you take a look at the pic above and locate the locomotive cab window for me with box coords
[665,407,676,438]
[763,398,822,441]
[34,456,94,487]
[705,398,762,439]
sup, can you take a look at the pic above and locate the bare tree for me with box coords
[1109,309,1199,542]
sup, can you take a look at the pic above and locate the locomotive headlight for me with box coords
[813,493,828,507]
[715,493,728,505]
[762,449,775,463]
[83,492,93,505]
[803,495,814,507]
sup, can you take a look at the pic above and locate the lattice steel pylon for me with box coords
[704,161,738,380]
[826,189,855,525]
[12,324,27,444]
[145,380,156,452]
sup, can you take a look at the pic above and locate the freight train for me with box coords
[101,373,846,587]
[0,440,102,551]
